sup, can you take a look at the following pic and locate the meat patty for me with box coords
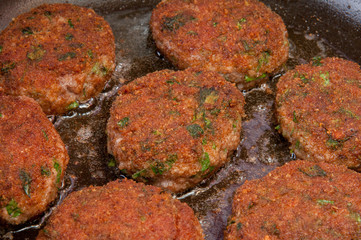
[37,179,204,240]
[0,94,69,225]
[107,68,245,193]
[0,3,115,115]
[276,57,361,170]
[150,0,289,89]
[225,160,361,239]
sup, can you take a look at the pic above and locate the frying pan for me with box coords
[0,0,360,239]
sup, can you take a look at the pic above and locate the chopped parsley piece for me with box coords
[298,165,327,177]
[41,166,51,177]
[257,51,270,71]
[68,19,74,28]
[91,62,108,76]
[312,56,323,66]
[41,130,48,141]
[245,73,267,82]
[237,222,243,230]
[66,101,79,110]
[0,45,3,53]
[108,157,116,167]
[186,124,204,138]
[213,22,218,27]
[275,125,280,130]
[22,27,33,35]
[200,152,210,172]
[166,77,180,85]
[19,170,32,197]
[6,199,22,218]
[317,199,334,205]
[1,62,16,74]
[204,91,219,105]
[320,72,330,86]
[236,18,246,30]
[117,117,130,129]
[132,169,147,179]
[27,45,46,61]
[292,111,298,123]
[58,52,76,61]
[199,87,217,104]
[65,33,74,40]
[87,49,94,59]
[162,13,195,32]
[53,159,62,184]
[326,138,342,149]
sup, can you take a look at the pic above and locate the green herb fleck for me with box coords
[91,62,108,76]
[1,61,16,73]
[202,138,207,145]
[65,33,74,40]
[87,49,94,59]
[275,125,280,130]
[204,91,219,105]
[257,51,270,71]
[162,13,195,32]
[245,73,267,82]
[241,40,250,51]
[166,77,180,85]
[68,19,74,28]
[22,27,33,35]
[187,31,198,36]
[312,56,323,66]
[293,111,298,123]
[108,157,116,167]
[213,22,218,27]
[200,152,210,172]
[212,143,217,149]
[326,138,342,149]
[117,117,130,129]
[132,169,147,179]
[295,140,300,149]
[317,199,334,205]
[58,52,76,61]
[0,45,3,53]
[66,101,79,110]
[27,45,46,61]
[6,199,22,218]
[19,170,32,197]
[41,166,51,177]
[320,72,330,86]
[236,18,246,30]
[210,108,221,116]
[299,165,327,177]
[186,124,204,138]
[53,159,62,184]
[237,222,243,230]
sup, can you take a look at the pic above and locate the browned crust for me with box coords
[0,94,69,224]
[225,160,361,239]
[150,0,289,88]
[0,3,115,114]
[276,57,361,170]
[37,179,204,240]
[107,68,245,193]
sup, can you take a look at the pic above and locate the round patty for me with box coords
[0,94,69,225]
[0,3,115,115]
[150,0,289,89]
[107,68,245,193]
[225,160,361,239]
[37,179,204,240]
[276,57,361,170]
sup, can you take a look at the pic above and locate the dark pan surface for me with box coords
[0,0,360,239]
